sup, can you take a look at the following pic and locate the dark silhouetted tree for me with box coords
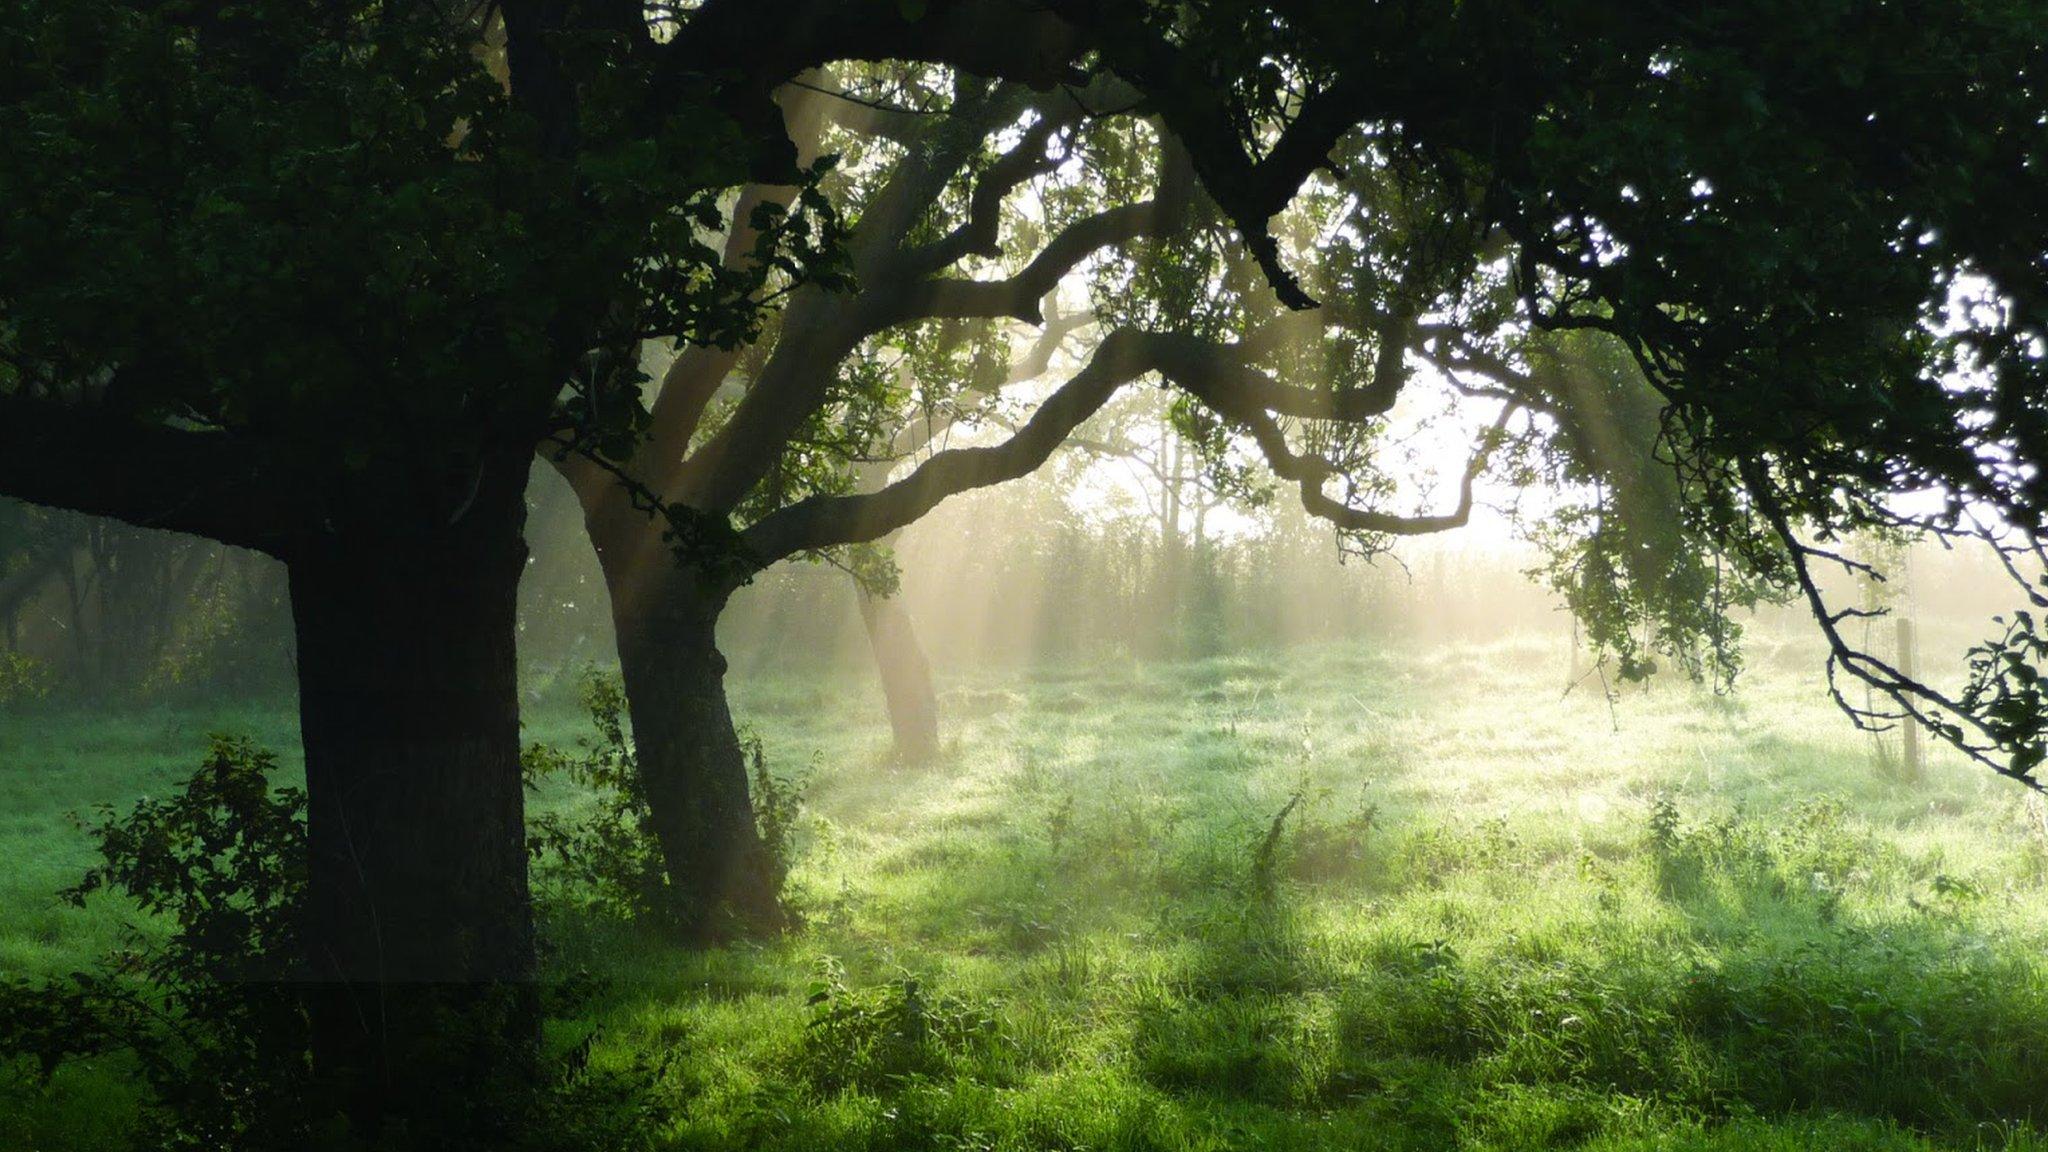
[0,0,1089,1130]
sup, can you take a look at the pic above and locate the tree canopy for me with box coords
[3,2,2043,762]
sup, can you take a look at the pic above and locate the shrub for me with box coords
[0,734,667,1151]
[0,736,320,1151]
[0,650,51,708]
[525,669,811,932]
[747,726,810,910]
[526,672,674,923]
[793,956,1004,1094]
[1286,781,1382,885]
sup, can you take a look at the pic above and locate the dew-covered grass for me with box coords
[6,631,2048,1150]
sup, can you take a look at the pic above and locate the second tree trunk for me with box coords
[611,588,785,938]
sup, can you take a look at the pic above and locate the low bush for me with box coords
[525,669,810,934]
[792,956,1005,1094]
[0,735,665,1152]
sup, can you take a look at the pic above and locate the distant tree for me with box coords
[0,500,74,655]
[840,299,1097,760]
[1062,386,1267,655]
[839,304,1094,762]
[0,498,289,696]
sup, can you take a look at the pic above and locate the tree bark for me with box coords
[287,512,537,1133]
[610,581,785,938]
[856,586,939,762]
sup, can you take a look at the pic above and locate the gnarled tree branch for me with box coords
[739,321,1431,563]
[740,328,1156,560]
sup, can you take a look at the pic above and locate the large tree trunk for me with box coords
[287,510,537,1133]
[856,586,939,762]
[609,577,784,938]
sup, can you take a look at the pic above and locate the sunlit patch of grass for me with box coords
[9,631,2048,1149]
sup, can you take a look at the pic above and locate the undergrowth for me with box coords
[0,736,667,1152]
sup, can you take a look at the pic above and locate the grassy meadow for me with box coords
[6,630,2048,1150]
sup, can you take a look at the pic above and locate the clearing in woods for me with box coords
[4,632,2047,1151]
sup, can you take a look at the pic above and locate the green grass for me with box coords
[7,631,2048,1150]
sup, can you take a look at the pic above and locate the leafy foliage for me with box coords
[794,956,1004,1094]
[0,736,316,1151]
[1957,609,2048,778]
[748,726,811,906]
[0,0,845,536]
[0,650,49,707]
[526,671,671,923]
[0,734,678,1151]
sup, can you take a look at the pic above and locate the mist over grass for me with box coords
[6,627,2048,1150]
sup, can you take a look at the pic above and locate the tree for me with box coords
[842,292,1104,757]
[570,0,2048,934]
[0,0,1086,1129]
[1065,0,2048,774]
[1059,385,1267,655]
[547,64,1194,932]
